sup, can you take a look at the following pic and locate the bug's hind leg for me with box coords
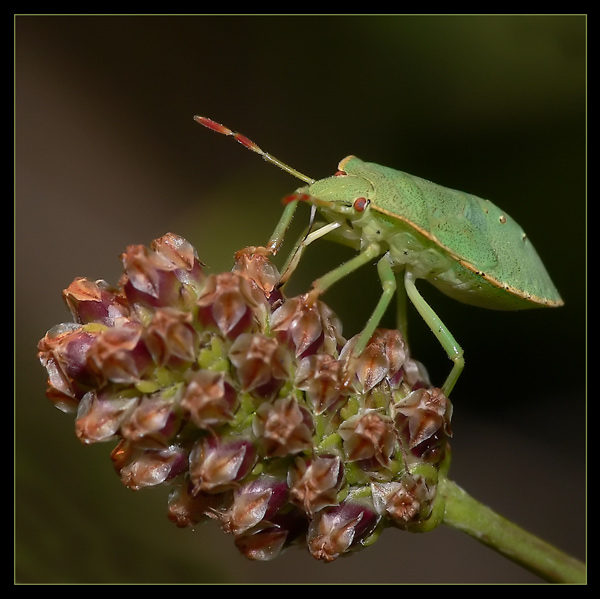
[350,253,398,357]
[403,270,464,396]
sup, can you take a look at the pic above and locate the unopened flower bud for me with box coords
[232,247,283,306]
[219,474,289,535]
[196,272,269,338]
[341,329,407,393]
[167,478,228,528]
[63,277,130,327]
[181,370,237,429]
[288,454,343,516]
[37,323,102,412]
[144,307,199,367]
[371,472,435,528]
[120,393,180,448]
[295,354,348,414]
[111,439,188,490]
[228,333,291,399]
[253,396,314,457]
[75,390,138,444]
[234,512,308,561]
[307,496,380,562]
[189,435,257,494]
[271,294,344,358]
[87,322,153,385]
[392,387,452,463]
[339,410,396,469]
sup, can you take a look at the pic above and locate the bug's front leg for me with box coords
[404,270,464,396]
[265,195,303,255]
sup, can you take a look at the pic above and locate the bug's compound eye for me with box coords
[334,170,347,176]
[353,197,370,212]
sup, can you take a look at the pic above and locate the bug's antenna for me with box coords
[194,116,315,185]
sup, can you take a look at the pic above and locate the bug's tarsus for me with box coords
[194,116,315,185]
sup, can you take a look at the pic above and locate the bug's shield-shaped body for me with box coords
[308,156,563,310]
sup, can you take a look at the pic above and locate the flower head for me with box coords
[37,232,452,562]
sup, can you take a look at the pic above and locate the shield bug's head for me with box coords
[306,156,374,218]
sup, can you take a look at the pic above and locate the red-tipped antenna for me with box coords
[194,116,315,185]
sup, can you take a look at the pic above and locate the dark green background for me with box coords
[16,15,585,583]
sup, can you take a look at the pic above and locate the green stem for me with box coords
[439,477,586,584]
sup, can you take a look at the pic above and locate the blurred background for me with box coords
[15,15,585,583]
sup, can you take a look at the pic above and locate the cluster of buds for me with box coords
[37,233,453,562]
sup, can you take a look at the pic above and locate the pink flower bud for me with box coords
[392,387,452,463]
[63,277,130,326]
[371,473,435,527]
[288,455,343,516]
[271,295,344,358]
[120,394,180,448]
[87,322,152,385]
[338,410,396,469]
[228,333,291,399]
[167,479,229,528]
[253,397,314,457]
[111,439,188,490]
[144,307,199,367]
[307,498,380,562]
[181,370,237,429]
[189,435,257,494]
[219,474,289,535]
[340,329,407,392]
[196,273,269,338]
[295,354,348,414]
[37,323,102,412]
[74,390,138,444]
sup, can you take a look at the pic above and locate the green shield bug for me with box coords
[195,116,563,396]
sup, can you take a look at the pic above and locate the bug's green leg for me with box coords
[309,242,382,303]
[351,254,397,356]
[279,220,343,287]
[404,270,464,397]
[395,269,409,342]
[265,198,300,255]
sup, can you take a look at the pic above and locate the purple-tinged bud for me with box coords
[234,511,308,561]
[37,323,103,412]
[144,307,199,367]
[371,473,435,528]
[338,410,396,469]
[288,455,343,516]
[295,354,348,414]
[63,277,131,327]
[74,390,138,444]
[307,496,380,562]
[219,474,289,535]
[196,272,269,338]
[167,478,229,528]
[253,396,314,457]
[392,387,452,463]
[120,394,180,448]
[150,233,205,292]
[87,322,153,385]
[340,329,407,392]
[400,358,431,390]
[271,294,344,359]
[232,247,283,306]
[181,370,238,429]
[120,244,183,312]
[110,439,188,491]
[229,333,291,399]
[189,435,257,494]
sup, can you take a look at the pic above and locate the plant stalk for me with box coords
[439,477,586,583]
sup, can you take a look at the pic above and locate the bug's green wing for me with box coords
[345,158,563,308]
